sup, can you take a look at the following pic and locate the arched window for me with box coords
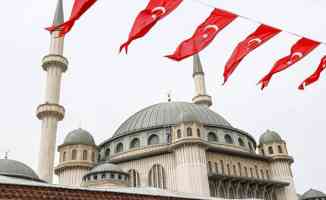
[72,149,77,160]
[83,150,88,160]
[148,164,166,189]
[148,134,159,145]
[208,132,218,142]
[278,145,283,153]
[266,170,270,180]
[238,138,245,147]
[214,162,219,174]
[207,161,212,173]
[268,146,274,154]
[62,151,66,162]
[197,128,201,137]
[225,135,234,144]
[260,169,265,179]
[233,165,237,176]
[238,162,242,176]
[250,168,254,177]
[244,167,248,177]
[130,138,140,149]
[177,129,182,138]
[220,160,225,175]
[116,143,124,153]
[91,152,95,162]
[227,164,231,175]
[255,165,259,178]
[187,127,192,136]
[261,149,265,156]
[129,169,141,187]
[248,142,254,152]
[105,149,110,160]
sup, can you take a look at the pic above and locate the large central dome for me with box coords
[113,102,232,138]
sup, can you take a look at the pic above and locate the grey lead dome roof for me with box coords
[259,130,283,144]
[63,128,95,146]
[85,163,127,177]
[0,159,40,181]
[114,102,232,137]
[301,189,326,199]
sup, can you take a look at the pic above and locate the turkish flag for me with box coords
[223,25,281,84]
[166,8,237,61]
[258,38,320,90]
[120,0,183,54]
[299,56,326,90]
[46,0,97,37]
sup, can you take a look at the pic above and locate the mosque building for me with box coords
[0,1,324,200]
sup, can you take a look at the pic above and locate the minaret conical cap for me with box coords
[53,0,64,26]
[193,54,204,77]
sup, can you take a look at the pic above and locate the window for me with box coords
[62,151,66,162]
[118,174,122,180]
[130,138,140,149]
[238,138,245,147]
[225,135,234,144]
[110,174,115,179]
[148,134,159,145]
[177,129,182,138]
[244,167,248,177]
[238,163,242,176]
[250,168,254,177]
[268,146,274,154]
[129,169,141,187]
[255,165,259,179]
[102,174,106,179]
[214,162,219,174]
[92,152,95,162]
[208,132,218,142]
[260,169,265,179]
[208,161,212,173]
[233,165,237,176]
[220,160,225,175]
[148,164,166,189]
[105,149,110,160]
[248,142,254,152]
[261,149,265,156]
[227,164,231,175]
[278,145,283,153]
[116,143,124,153]
[266,170,270,179]
[72,149,77,160]
[197,128,201,137]
[187,127,192,136]
[93,175,98,180]
[83,150,88,160]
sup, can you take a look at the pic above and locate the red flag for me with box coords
[299,56,326,90]
[166,8,237,61]
[223,25,281,84]
[258,38,320,90]
[120,0,183,54]
[46,0,97,37]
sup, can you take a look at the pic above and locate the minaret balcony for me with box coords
[192,95,212,107]
[42,54,68,72]
[36,103,65,121]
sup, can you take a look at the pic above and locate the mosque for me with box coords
[0,1,324,200]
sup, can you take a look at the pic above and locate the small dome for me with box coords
[63,128,95,146]
[301,189,326,199]
[259,130,283,144]
[177,111,201,124]
[88,162,125,174]
[0,159,40,181]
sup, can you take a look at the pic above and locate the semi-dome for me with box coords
[114,102,232,138]
[301,189,326,199]
[259,130,283,144]
[86,162,127,175]
[63,128,95,146]
[0,159,41,181]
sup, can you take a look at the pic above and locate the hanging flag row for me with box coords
[46,0,326,90]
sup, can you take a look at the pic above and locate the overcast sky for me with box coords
[0,0,325,194]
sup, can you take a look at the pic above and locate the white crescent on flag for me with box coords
[248,38,262,46]
[287,52,304,64]
[151,6,167,20]
[202,25,219,39]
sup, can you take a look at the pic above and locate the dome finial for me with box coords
[4,150,9,160]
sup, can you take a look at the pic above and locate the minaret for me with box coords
[36,0,67,183]
[192,54,212,107]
